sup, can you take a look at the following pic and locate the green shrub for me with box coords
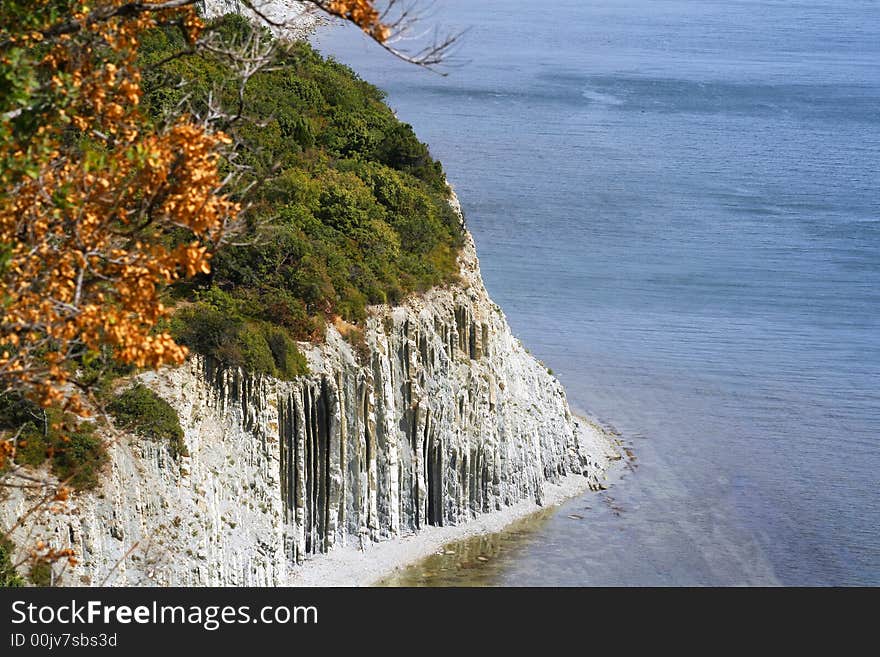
[170,302,309,380]
[261,290,320,338]
[51,427,107,489]
[15,426,105,490]
[13,421,48,467]
[139,15,463,349]
[1,396,108,491]
[238,323,277,376]
[264,325,310,379]
[108,384,187,458]
[28,561,51,587]
[0,538,23,588]
[170,301,242,351]
[0,393,35,427]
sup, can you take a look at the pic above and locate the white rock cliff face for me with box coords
[3,1,613,585]
[198,0,320,39]
[0,198,613,585]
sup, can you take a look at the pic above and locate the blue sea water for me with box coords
[314,0,880,585]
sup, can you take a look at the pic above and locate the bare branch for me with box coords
[237,0,463,72]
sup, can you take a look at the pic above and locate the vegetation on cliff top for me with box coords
[0,1,456,424]
[145,15,463,366]
[0,5,459,482]
[0,1,458,584]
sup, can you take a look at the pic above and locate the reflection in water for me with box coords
[377,440,634,587]
[377,507,558,587]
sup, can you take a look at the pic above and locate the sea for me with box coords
[313,0,880,586]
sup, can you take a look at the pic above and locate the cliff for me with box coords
[198,0,321,38]
[0,196,613,586]
[0,3,615,586]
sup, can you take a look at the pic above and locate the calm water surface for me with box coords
[314,0,880,585]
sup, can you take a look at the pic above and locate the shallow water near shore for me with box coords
[376,508,559,587]
[315,0,880,585]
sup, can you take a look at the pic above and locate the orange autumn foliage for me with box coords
[323,0,391,42]
[0,2,238,418]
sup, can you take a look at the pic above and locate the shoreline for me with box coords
[287,472,599,587]
[288,416,623,587]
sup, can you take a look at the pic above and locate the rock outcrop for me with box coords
[199,0,321,39]
[0,196,612,585]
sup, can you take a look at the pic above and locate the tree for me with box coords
[0,1,238,414]
[0,0,455,414]
[269,1,459,68]
[0,0,241,583]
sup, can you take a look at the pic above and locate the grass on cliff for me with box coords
[0,538,23,587]
[139,15,464,374]
[107,384,188,459]
[0,382,187,493]
[0,394,108,491]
